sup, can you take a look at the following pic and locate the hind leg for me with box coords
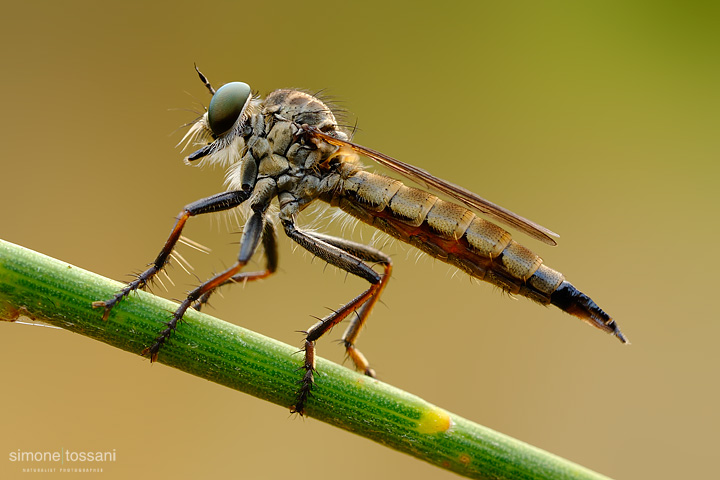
[282,221,392,415]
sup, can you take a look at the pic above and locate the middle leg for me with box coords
[143,211,266,361]
[193,220,279,310]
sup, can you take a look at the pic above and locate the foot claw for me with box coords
[92,300,112,321]
[141,343,162,363]
[291,380,312,416]
[91,300,114,321]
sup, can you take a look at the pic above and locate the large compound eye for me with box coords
[207,82,252,136]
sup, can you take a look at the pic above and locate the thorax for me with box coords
[226,89,360,217]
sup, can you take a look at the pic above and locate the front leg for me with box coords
[92,190,251,320]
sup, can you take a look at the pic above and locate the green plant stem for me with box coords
[0,238,612,480]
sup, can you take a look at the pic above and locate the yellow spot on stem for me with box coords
[416,405,453,434]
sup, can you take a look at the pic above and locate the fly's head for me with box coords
[180,75,261,170]
[180,68,353,183]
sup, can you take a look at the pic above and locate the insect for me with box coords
[94,67,627,414]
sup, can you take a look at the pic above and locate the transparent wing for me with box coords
[307,127,559,246]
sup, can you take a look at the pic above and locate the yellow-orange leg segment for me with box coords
[192,269,275,311]
[342,263,392,377]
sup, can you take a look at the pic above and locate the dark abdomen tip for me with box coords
[551,281,628,343]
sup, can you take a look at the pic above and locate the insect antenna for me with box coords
[194,63,216,95]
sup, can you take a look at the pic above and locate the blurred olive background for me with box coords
[1,1,718,479]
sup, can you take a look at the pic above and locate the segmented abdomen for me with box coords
[329,170,626,342]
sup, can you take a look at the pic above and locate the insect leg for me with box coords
[282,219,387,415]
[193,219,279,310]
[92,190,252,319]
[143,210,266,362]
[305,232,392,378]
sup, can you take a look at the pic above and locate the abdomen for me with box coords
[328,170,627,343]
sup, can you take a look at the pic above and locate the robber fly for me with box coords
[94,67,627,414]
